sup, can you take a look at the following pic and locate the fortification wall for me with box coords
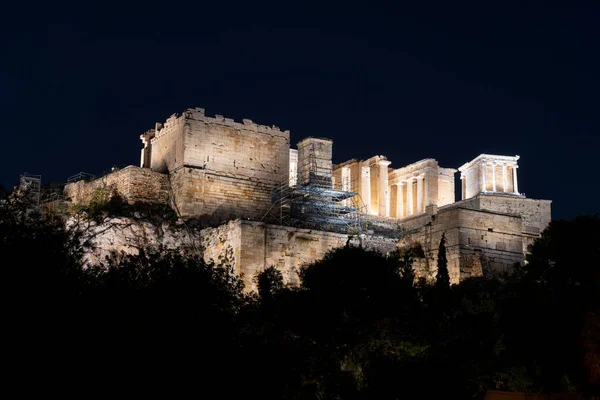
[398,207,462,283]
[151,108,291,223]
[182,108,289,182]
[64,166,170,206]
[200,220,349,291]
[150,114,186,173]
[169,168,274,223]
[397,205,526,282]
[456,207,524,276]
[477,195,552,235]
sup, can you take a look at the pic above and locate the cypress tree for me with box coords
[435,233,450,288]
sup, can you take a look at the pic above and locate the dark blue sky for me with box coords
[1,1,598,219]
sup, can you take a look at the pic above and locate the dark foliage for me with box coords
[2,191,598,398]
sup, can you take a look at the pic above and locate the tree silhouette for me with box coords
[435,233,450,289]
[255,265,284,304]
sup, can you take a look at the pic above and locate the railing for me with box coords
[67,172,96,183]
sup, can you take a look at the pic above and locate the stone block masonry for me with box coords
[169,167,274,224]
[200,220,350,292]
[143,108,290,223]
[64,166,170,206]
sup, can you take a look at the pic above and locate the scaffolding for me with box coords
[67,172,96,183]
[261,143,367,234]
[19,173,42,208]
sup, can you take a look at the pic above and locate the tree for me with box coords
[255,265,284,304]
[435,233,450,289]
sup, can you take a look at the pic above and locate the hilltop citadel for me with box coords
[47,107,550,290]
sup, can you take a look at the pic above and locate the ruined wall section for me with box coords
[64,166,170,206]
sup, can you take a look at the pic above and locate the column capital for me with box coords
[377,159,392,167]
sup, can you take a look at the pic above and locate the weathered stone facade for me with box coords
[144,108,289,223]
[61,107,551,291]
[64,166,169,205]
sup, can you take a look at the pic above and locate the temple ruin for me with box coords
[61,107,552,289]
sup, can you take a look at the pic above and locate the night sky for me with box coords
[2,1,598,220]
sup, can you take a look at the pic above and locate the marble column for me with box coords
[480,162,487,193]
[341,166,351,206]
[424,172,430,207]
[491,163,497,192]
[396,183,404,219]
[378,160,391,217]
[502,164,508,193]
[406,178,414,216]
[361,165,371,213]
[416,175,424,213]
[512,165,519,194]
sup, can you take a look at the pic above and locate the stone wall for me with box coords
[150,114,186,173]
[182,108,289,182]
[169,168,274,223]
[477,195,552,235]
[64,166,170,206]
[200,220,350,292]
[147,108,290,223]
[397,207,462,283]
[396,201,530,283]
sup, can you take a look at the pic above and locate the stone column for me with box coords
[396,183,404,219]
[502,164,508,193]
[416,175,424,213]
[512,165,519,194]
[289,149,298,186]
[424,172,430,207]
[491,162,497,192]
[480,162,487,193]
[361,165,371,213]
[406,178,414,216]
[378,160,391,217]
[341,166,351,206]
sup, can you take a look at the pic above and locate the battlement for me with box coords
[153,107,290,138]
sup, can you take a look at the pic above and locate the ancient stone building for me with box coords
[62,107,551,290]
[139,108,290,223]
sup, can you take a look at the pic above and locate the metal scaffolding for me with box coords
[262,143,367,234]
[19,173,42,208]
[67,172,96,183]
